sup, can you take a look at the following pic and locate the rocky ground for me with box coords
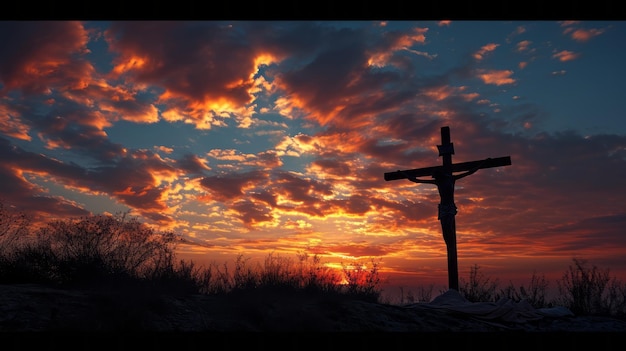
[1,283,625,348]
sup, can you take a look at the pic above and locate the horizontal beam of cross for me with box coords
[384,156,512,181]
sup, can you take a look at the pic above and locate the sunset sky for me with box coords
[1,20,625,298]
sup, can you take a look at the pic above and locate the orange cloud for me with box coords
[111,55,148,75]
[473,43,499,61]
[515,40,532,53]
[0,103,31,141]
[369,27,428,67]
[421,85,456,101]
[552,50,580,62]
[103,23,289,133]
[159,97,256,130]
[155,145,174,154]
[284,219,312,230]
[207,149,282,170]
[475,69,515,86]
[207,149,255,162]
[251,53,281,77]
[569,28,605,42]
[275,133,319,157]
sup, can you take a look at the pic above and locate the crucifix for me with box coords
[384,126,511,291]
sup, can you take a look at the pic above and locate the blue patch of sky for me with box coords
[84,21,115,74]
[281,153,315,175]
[560,26,626,135]
[10,124,46,150]
[23,173,129,216]
[106,120,186,150]
[432,21,626,137]
[104,120,242,161]
[218,119,282,154]
[243,113,314,173]
[9,127,100,170]
[505,28,626,136]
[441,22,516,50]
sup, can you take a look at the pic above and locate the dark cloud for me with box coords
[176,153,210,175]
[310,158,351,177]
[250,191,277,208]
[254,151,282,169]
[85,150,178,216]
[273,171,333,204]
[329,195,371,215]
[200,170,269,203]
[104,21,258,106]
[231,199,274,227]
[323,242,391,258]
[0,21,90,96]
[0,138,177,223]
[33,108,127,163]
[0,139,91,219]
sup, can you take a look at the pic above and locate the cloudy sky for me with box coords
[1,20,625,296]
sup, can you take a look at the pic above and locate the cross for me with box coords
[384,126,511,291]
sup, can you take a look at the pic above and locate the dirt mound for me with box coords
[1,283,625,333]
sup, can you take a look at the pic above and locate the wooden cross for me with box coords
[384,126,511,291]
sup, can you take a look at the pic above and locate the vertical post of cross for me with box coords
[438,126,454,168]
[436,126,459,290]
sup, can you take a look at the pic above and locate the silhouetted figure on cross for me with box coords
[403,161,487,249]
[384,126,511,291]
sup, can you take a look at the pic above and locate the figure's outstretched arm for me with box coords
[402,171,437,184]
[454,158,491,180]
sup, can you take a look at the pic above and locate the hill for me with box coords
[1,283,625,332]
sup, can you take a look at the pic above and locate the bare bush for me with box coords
[398,284,437,304]
[342,258,383,302]
[34,212,179,287]
[556,257,612,315]
[0,202,31,254]
[296,251,343,294]
[604,277,626,316]
[499,271,550,308]
[258,251,299,288]
[459,264,499,302]
[231,254,259,290]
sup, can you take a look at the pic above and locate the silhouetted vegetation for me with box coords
[457,261,626,317]
[0,202,382,302]
[1,201,625,317]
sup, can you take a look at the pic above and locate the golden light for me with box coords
[24,60,62,76]
[198,98,236,114]
[113,187,135,196]
[161,108,183,122]
[112,55,147,75]
[251,53,279,78]
[367,53,390,67]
